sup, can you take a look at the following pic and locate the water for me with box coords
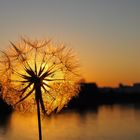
[0,104,140,140]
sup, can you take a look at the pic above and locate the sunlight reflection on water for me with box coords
[1,104,140,140]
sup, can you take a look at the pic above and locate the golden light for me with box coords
[0,38,80,115]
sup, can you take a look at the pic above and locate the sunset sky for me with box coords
[0,0,140,87]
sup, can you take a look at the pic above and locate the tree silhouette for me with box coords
[0,37,80,140]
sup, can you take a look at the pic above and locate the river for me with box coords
[0,104,140,140]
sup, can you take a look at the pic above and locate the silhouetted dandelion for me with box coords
[0,37,80,140]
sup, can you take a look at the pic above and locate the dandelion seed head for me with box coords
[0,37,80,115]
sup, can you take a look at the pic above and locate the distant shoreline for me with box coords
[68,83,140,110]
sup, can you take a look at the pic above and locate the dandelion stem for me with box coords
[35,82,42,140]
[36,98,42,140]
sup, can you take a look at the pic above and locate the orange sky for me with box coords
[0,0,140,87]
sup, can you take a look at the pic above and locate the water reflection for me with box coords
[0,104,140,140]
